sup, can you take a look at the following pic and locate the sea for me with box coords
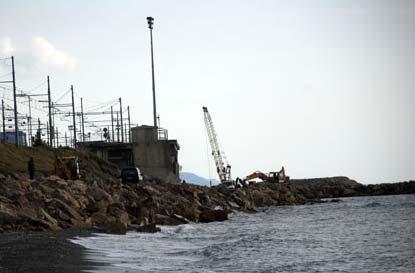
[71,194,415,273]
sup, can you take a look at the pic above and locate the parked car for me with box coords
[121,167,143,183]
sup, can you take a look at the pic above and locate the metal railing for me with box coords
[157,127,168,140]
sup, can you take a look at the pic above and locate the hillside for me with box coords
[0,144,75,174]
[0,144,119,181]
[179,172,220,186]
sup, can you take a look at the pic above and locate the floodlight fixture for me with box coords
[147,16,154,29]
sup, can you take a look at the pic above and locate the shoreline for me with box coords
[0,228,106,273]
[1,193,414,272]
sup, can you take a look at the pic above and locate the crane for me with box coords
[202,106,232,183]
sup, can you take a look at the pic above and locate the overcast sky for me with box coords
[0,0,414,184]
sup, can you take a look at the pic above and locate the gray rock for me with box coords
[155,214,183,226]
[198,208,228,223]
[105,220,127,235]
[136,223,161,233]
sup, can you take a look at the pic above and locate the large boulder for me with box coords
[87,187,112,202]
[52,189,80,209]
[198,208,228,223]
[38,208,60,230]
[0,204,19,225]
[154,214,184,226]
[71,180,87,194]
[142,185,161,196]
[107,203,130,225]
[136,223,161,233]
[105,220,127,235]
[50,198,87,227]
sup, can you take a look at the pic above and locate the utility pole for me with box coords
[27,95,32,146]
[11,56,18,146]
[124,123,127,142]
[147,16,157,127]
[65,131,68,147]
[127,106,131,143]
[111,106,114,142]
[78,114,82,143]
[116,112,120,142]
[69,128,73,148]
[119,97,124,142]
[81,97,85,142]
[1,99,5,142]
[47,76,53,147]
[71,85,77,148]
[52,102,56,148]
[46,122,49,146]
[56,127,59,147]
[37,118,41,144]
[26,116,30,146]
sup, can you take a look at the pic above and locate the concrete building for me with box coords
[131,125,180,183]
[0,131,27,146]
[77,141,133,169]
[78,125,180,183]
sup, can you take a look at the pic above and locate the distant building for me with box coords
[78,125,180,183]
[0,131,27,146]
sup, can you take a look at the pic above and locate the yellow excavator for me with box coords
[54,156,81,180]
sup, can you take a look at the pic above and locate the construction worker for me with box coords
[28,157,35,179]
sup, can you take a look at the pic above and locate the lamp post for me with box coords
[147,16,157,128]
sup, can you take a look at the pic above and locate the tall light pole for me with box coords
[147,16,157,128]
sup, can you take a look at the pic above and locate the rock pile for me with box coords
[1,168,413,234]
[291,177,415,199]
[2,145,413,235]
[0,172,309,234]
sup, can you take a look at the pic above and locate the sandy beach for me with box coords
[0,229,104,273]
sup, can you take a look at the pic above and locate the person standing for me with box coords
[28,157,35,180]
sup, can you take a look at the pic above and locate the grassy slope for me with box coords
[0,144,77,174]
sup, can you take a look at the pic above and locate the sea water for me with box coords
[72,194,415,273]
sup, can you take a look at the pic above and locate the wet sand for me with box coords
[0,229,105,273]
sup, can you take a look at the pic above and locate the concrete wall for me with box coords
[77,141,133,169]
[131,125,158,143]
[131,126,180,183]
[78,126,181,183]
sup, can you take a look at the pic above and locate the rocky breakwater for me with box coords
[0,173,308,234]
[291,176,415,199]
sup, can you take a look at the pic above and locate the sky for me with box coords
[0,0,414,184]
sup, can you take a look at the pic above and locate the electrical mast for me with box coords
[202,106,232,183]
